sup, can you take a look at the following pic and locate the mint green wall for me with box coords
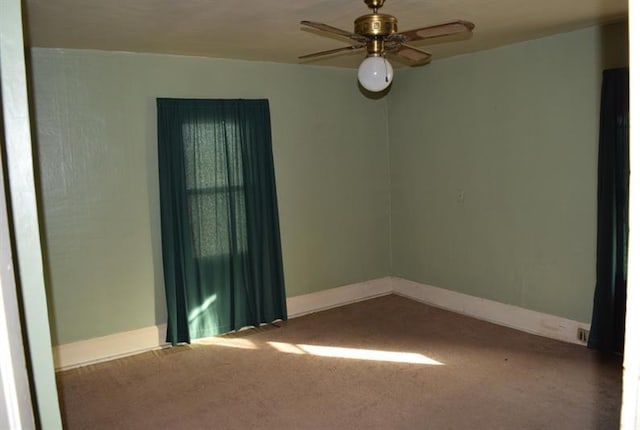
[30,49,390,345]
[32,22,627,345]
[389,23,628,323]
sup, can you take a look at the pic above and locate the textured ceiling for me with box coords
[24,0,628,68]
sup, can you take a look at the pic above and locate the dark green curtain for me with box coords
[588,68,629,354]
[157,98,287,345]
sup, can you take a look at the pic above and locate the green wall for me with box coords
[31,21,627,346]
[30,49,390,345]
[388,23,628,323]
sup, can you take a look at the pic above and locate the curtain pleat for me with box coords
[588,68,629,354]
[157,99,287,344]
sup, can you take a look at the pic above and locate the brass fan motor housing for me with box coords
[354,14,397,38]
[354,14,398,55]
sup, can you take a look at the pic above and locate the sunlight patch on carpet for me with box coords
[268,341,306,354]
[268,342,443,365]
[193,337,257,349]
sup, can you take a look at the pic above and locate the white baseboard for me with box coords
[53,324,169,371]
[53,277,393,370]
[391,277,590,345]
[287,277,392,318]
[53,276,590,370]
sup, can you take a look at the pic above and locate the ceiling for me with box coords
[24,0,628,69]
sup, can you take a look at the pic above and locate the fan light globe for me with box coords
[357,56,393,92]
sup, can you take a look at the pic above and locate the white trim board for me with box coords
[53,324,169,371]
[53,277,393,370]
[391,277,590,345]
[52,276,590,370]
[287,277,392,318]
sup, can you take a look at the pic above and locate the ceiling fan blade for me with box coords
[397,20,475,43]
[390,44,433,65]
[301,21,367,42]
[299,44,365,60]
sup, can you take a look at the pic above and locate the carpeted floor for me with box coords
[56,294,621,429]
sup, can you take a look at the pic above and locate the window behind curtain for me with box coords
[183,119,247,258]
[157,99,287,345]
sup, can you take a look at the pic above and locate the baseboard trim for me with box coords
[53,324,169,371]
[53,276,589,370]
[391,277,590,345]
[53,277,393,370]
[287,277,392,318]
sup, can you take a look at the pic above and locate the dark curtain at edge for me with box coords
[157,98,287,345]
[588,68,629,354]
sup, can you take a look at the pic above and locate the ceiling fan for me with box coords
[299,0,475,92]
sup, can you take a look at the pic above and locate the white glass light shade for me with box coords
[357,56,393,92]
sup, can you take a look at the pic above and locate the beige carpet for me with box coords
[56,294,621,429]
